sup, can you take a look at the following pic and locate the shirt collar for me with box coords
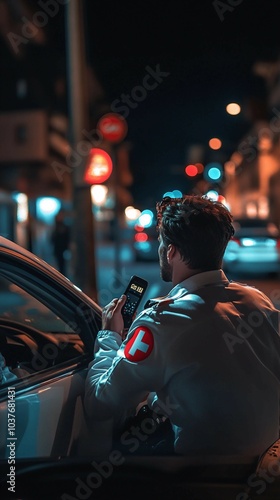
[168,269,230,298]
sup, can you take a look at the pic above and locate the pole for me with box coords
[65,0,98,299]
[112,146,122,285]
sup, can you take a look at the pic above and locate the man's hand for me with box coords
[102,295,127,336]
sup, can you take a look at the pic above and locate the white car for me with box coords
[0,236,102,460]
[223,218,280,275]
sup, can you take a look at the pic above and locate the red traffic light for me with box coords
[97,113,128,143]
[84,148,113,184]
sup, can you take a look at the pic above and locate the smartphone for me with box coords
[121,275,148,329]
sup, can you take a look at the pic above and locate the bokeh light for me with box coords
[13,192,28,222]
[209,138,222,150]
[125,206,141,221]
[90,184,108,205]
[226,102,241,115]
[138,209,154,228]
[185,164,198,177]
[204,163,223,182]
[224,161,236,176]
[37,197,61,222]
[195,163,204,174]
[205,190,219,201]
[162,190,183,198]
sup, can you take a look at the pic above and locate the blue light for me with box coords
[162,190,183,199]
[135,241,152,253]
[205,190,219,201]
[138,209,154,228]
[172,190,183,197]
[208,167,222,180]
[204,162,223,182]
[36,197,61,223]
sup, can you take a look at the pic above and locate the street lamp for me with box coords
[226,102,241,116]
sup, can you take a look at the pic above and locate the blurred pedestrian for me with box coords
[51,211,70,275]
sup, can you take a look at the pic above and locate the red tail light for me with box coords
[135,232,148,242]
[231,237,241,245]
[277,239,280,248]
[134,224,144,232]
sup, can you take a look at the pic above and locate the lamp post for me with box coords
[96,113,128,286]
[65,0,97,299]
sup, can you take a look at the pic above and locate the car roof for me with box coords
[0,235,67,277]
[0,235,49,262]
[233,218,274,226]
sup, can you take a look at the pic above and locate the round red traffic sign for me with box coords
[97,113,127,143]
[84,148,113,184]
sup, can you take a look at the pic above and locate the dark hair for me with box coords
[156,195,235,270]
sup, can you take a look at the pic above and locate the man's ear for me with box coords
[167,244,175,261]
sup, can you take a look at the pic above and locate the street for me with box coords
[94,242,170,308]
[94,242,280,310]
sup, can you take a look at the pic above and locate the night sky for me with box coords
[1,0,280,207]
[82,0,280,206]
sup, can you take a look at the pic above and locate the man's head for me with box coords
[156,195,235,283]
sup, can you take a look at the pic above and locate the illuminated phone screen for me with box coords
[122,276,148,329]
[129,283,144,294]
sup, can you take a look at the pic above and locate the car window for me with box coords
[0,275,85,384]
[0,278,73,332]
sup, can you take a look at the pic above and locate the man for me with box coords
[85,195,280,457]
[51,210,70,276]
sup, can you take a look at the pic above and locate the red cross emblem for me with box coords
[124,326,154,362]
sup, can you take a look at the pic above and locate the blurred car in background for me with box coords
[133,209,159,262]
[223,218,280,275]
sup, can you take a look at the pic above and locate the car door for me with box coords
[0,247,101,459]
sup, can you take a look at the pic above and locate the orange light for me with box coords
[185,164,198,177]
[209,138,222,150]
[84,148,113,184]
[217,195,226,204]
[226,102,241,115]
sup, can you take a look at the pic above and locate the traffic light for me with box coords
[84,148,113,184]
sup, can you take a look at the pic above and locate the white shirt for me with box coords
[85,270,280,457]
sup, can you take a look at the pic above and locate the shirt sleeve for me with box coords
[84,311,166,422]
